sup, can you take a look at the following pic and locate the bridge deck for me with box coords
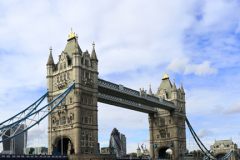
[98,78,175,113]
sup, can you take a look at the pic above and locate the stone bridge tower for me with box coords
[46,29,99,155]
[148,72,186,159]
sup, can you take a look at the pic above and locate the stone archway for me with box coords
[215,153,227,158]
[57,138,71,155]
[52,135,74,155]
[158,147,172,159]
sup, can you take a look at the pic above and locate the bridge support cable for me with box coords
[0,91,48,128]
[186,118,216,159]
[0,82,75,143]
[0,92,48,137]
[186,118,233,160]
[203,151,213,160]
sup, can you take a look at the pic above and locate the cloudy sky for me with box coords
[1,0,240,154]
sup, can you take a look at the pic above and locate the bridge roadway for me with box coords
[98,78,175,113]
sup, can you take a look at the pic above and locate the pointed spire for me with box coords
[68,28,75,40]
[181,81,185,94]
[137,143,140,149]
[47,46,54,65]
[148,84,153,95]
[171,78,177,92]
[162,71,169,80]
[91,41,98,61]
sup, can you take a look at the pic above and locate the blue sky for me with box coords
[1,0,240,154]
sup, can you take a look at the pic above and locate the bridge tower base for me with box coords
[149,75,186,159]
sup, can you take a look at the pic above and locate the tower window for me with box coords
[85,117,88,124]
[89,132,92,137]
[57,77,59,82]
[85,60,89,66]
[64,63,66,69]
[160,119,165,126]
[86,72,89,79]
[161,132,166,138]
[157,135,160,139]
[69,97,73,104]
[67,73,70,79]
[169,120,171,124]
[167,133,170,138]
[82,131,85,136]
[60,64,62,70]
[64,74,66,80]
[60,75,62,81]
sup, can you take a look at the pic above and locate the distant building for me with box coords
[2,124,27,154]
[120,134,127,156]
[210,140,239,158]
[24,147,48,155]
[101,147,115,154]
[109,128,127,157]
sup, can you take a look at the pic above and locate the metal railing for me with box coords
[98,78,175,108]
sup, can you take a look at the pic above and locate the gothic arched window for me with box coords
[60,64,62,70]
[64,63,66,69]
[160,119,165,126]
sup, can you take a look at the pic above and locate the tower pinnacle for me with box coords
[148,84,153,95]
[47,46,54,65]
[68,28,75,40]
[91,41,98,61]
[162,71,169,80]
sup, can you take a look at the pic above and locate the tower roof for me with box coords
[47,46,54,65]
[91,41,98,61]
[157,72,172,99]
[64,28,82,59]
[162,71,169,80]
[68,28,75,40]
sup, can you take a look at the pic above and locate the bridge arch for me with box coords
[158,146,173,159]
[215,152,228,158]
[52,135,74,155]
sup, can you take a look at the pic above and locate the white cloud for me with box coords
[167,58,189,73]
[197,129,213,138]
[224,101,240,115]
[184,61,218,75]
[168,59,218,76]
[0,0,240,154]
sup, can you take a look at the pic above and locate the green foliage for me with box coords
[189,150,205,158]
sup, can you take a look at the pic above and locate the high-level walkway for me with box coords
[98,78,175,113]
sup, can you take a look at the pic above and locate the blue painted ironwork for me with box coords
[154,144,157,148]
[98,78,175,108]
[0,82,75,143]
[98,92,157,113]
[0,154,68,159]
[202,151,213,160]
[0,91,48,127]
[170,142,173,147]
[186,117,233,160]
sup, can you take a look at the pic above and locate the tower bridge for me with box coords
[0,29,236,160]
[46,29,186,159]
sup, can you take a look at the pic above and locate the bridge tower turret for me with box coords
[46,29,99,156]
[149,72,186,159]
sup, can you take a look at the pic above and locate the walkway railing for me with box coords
[98,78,175,108]
[0,154,68,159]
[98,92,157,113]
